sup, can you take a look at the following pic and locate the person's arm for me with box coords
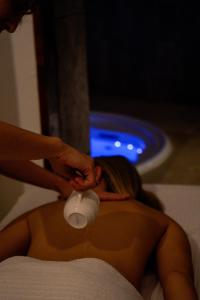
[0,121,64,160]
[0,121,95,190]
[156,221,198,300]
[0,160,73,198]
[0,160,129,201]
[0,215,30,262]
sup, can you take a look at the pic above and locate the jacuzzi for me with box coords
[90,112,172,175]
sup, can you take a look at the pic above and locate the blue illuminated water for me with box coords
[90,127,146,163]
[89,112,172,174]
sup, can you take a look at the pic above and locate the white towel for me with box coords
[0,256,143,300]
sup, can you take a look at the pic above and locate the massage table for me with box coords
[0,184,200,299]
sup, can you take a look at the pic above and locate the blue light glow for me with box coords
[89,111,172,174]
[114,141,121,147]
[136,148,143,154]
[90,127,146,163]
[127,144,134,150]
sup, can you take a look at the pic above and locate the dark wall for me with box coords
[86,0,200,103]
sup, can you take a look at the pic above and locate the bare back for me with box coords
[27,199,170,288]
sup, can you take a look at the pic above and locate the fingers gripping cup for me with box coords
[63,190,100,229]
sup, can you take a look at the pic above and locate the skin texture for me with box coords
[0,121,97,191]
[0,159,129,200]
[0,179,198,299]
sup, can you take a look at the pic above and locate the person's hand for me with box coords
[57,189,129,202]
[49,144,96,191]
[54,176,73,199]
[96,191,130,201]
[95,191,130,201]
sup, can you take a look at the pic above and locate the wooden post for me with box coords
[34,0,90,154]
[53,0,90,153]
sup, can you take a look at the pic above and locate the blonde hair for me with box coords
[94,156,163,212]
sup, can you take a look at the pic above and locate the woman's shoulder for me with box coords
[115,198,171,226]
[27,200,64,219]
[100,198,166,216]
[25,201,65,232]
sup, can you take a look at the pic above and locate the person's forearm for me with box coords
[0,160,71,196]
[162,271,198,300]
[0,121,97,191]
[0,121,65,160]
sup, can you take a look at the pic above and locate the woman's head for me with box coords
[0,0,36,32]
[94,156,141,199]
[94,155,163,212]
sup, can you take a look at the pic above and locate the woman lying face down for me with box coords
[0,156,198,299]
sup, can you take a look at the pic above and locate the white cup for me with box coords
[63,190,100,229]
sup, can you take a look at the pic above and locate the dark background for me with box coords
[86,0,200,104]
